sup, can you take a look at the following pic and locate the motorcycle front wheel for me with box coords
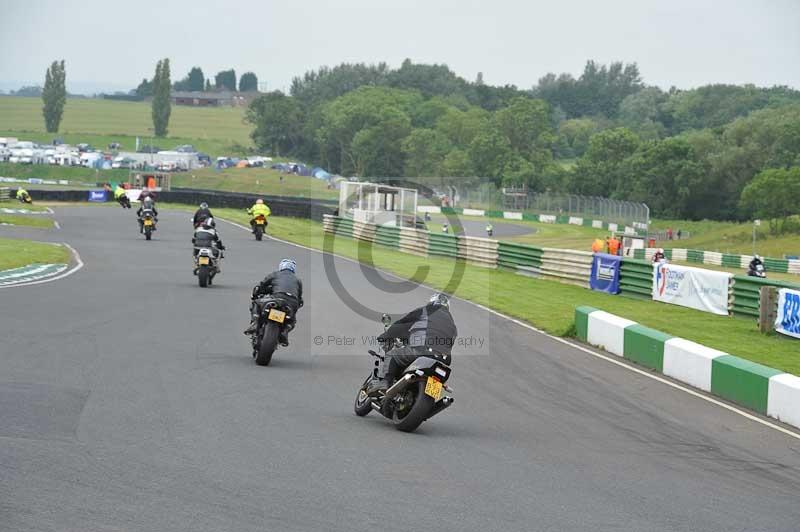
[354,376,373,417]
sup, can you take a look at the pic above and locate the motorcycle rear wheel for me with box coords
[255,322,280,366]
[198,265,209,287]
[392,381,434,433]
[254,225,263,241]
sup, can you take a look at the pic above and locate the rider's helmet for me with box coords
[142,196,154,208]
[429,292,450,309]
[657,248,664,254]
[278,258,297,273]
[754,254,761,261]
[203,217,216,229]
[200,202,208,209]
[256,199,264,205]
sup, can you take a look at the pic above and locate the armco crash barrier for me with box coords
[575,306,800,429]
[731,275,800,318]
[19,187,337,221]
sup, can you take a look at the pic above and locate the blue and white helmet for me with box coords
[279,258,297,273]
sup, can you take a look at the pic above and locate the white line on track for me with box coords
[0,242,84,289]
[54,221,61,230]
[217,216,800,441]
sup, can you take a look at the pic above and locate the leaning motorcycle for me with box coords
[140,209,157,240]
[748,263,766,279]
[194,247,222,287]
[251,295,295,366]
[353,313,454,433]
[252,215,268,241]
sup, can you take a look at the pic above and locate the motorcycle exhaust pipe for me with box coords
[426,396,454,419]
[383,374,413,400]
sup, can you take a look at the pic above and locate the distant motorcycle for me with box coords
[748,263,766,279]
[117,195,131,209]
[250,295,295,366]
[353,313,454,433]
[139,209,157,240]
[194,247,222,287]
[252,214,268,241]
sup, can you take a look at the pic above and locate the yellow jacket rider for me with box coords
[247,199,271,232]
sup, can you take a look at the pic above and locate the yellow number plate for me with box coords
[268,309,286,323]
[424,376,443,400]
[198,257,209,265]
[144,219,153,226]
[256,219,265,225]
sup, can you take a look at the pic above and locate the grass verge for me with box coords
[0,213,53,228]
[0,237,69,270]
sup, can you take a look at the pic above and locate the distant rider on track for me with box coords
[193,202,213,228]
[247,199,271,233]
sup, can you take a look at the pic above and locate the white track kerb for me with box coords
[576,306,800,433]
[216,215,800,440]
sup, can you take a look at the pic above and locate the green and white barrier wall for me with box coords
[575,306,800,429]
[418,205,640,236]
[633,247,800,276]
[323,214,800,322]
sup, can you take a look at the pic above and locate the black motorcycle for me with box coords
[251,295,295,366]
[748,263,766,279]
[353,313,454,433]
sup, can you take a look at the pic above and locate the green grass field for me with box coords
[0,237,69,270]
[0,96,253,155]
[651,218,800,258]
[171,168,338,200]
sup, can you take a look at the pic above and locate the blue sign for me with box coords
[590,253,621,294]
[88,190,107,202]
[776,288,800,339]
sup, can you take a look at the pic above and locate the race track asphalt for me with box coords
[1,206,799,532]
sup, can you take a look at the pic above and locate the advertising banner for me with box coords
[775,288,800,339]
[88,190,107,202]
[653,263,731,315]
[590,253,621,294]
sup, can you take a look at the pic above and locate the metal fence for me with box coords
[453,185,649,228]
[373,178,650,229]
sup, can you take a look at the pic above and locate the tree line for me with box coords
[134,67,258,97]
[246,59,800,223]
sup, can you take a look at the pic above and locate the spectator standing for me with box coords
[677,229,682,240]
[667,227,673,240]
[591,238,604,253]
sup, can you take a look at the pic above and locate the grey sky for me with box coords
[1,0,798,94]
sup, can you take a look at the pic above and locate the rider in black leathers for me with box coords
[244,259,303,346]
[368,293,457,393]
[192,218,225,257]
[193,202,213,228]
[748,254,765,277]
